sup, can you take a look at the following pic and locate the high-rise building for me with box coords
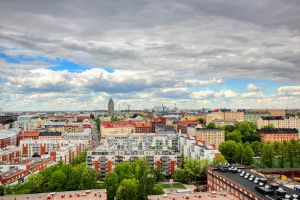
[108,98,114,115]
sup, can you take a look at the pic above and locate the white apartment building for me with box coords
[13,115,42,131]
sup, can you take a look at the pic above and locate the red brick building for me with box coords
[151,118,166,132]
[19,131,40,140]
[178,120,200,135]
[259,128,299,143]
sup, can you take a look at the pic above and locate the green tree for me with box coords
[27,173,43,193]
[90,114,95,119]
[49,170,67,191]
[0,185,5,196]
[207,122,216,129]
[261,143,274,168]
[213,154,227,165]
[173,169,190,183]
[274,142,286,168]
[139,171,156,200]
[196,118,206,124]
[234,143,245,164]
[154,168,164,182]
[286,140,299,168]
[79,167,97,189]
[104,172,119,200]
[71,151,87,165]
[219,140,237,163]
[95,117,102,131]
[116,179,139,200]
[226,130,242,143]
[243,145,254,165]
[152,185,164,195]
[263,124,275,129]
[251,141,262,157]
[114,162,134,182]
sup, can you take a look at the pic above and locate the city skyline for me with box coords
[0,0,300,111]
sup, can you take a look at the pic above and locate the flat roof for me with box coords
[148,191,237,200]
[210,165,300,199]
[0,189,107,200]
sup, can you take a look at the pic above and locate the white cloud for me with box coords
[278,85,300,96]
[247,83,261,91]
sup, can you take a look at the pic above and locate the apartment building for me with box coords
[179,135,217,161]
[0,128,21,148]
[257,116,300,129]
[39,131,62,140]
[187,127,225,148]
[244,111,270,123]
[259,128,299,142]
[87,133,179,177]
[88,150,178,177]
[0,158,54,185]
[13,115,42,131]
[0,145,21,163]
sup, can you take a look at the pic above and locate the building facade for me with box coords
[257,116,300,129]
[259,128,299,142]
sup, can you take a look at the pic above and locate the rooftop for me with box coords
[259,128,299,134]
[39,131,62,137]
[19,131,40,137]
[0,189,107,200]
[209,164,300,199]
[148,191,237,200]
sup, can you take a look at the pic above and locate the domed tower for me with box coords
[108,98,114,115]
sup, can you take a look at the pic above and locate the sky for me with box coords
[0,0,299,111]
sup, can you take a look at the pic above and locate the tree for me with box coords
[104,172,119,200]
[173,169,190,183]
[196,118,206,124]
[90,114,95,119]
[27,173,43,193]
[154,168,164,182]
[0,186,5,196]
[213,154,227,165]
[207,122,216,129]
[71,151,87,165]
[263,124,275,129]
[114,162,134,182]
[116,179,139,200]
[152,185,164,195]
[95,117,102,131]
[48,170,67,191]
[261,143,274,168]
[234,143,245,164]
[251,141,262,157]
[139,171,156,200]
[226,130,242,143]
[274,142,286,168]
[286,140,299,168]
[219,140,238,163]
[79,167,97,189]
[243,145,254,165]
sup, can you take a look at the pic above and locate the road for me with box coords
[90,119,101,148]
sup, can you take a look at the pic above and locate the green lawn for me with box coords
[157,183,186,189]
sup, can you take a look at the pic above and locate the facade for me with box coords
[207,164,300,200]
[19,131,40,140]
[178,120,200,135]
[187,127,225,148]
[259,128,299,142]
[244,112,270,123]
[13,115,42,131]
[87,133,179,177]
[64,124,84,133]
[108,98,114,115]
[257,116,300,129]
[44,121,65,132]
[88,150,178,177]
[179,135,217,161]
[39,131,62,140]
[0,128,20,148]
[148,191,237,200]
[0,145,21,163]
[0,158,54,185]
[100,121,152,137]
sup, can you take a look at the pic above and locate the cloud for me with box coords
[278,85,300,96]
[247,83,261,92]
[0,0,300,110]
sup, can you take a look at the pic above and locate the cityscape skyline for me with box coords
[0,0,300,111]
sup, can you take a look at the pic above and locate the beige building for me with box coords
[257,116,300,129]
[194,128,225,148]
[209,111,244,122]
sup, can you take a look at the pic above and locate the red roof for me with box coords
[179,120,200,126]
[151,118,166,123]
[20,132,40,137]
[102,121,151,128]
